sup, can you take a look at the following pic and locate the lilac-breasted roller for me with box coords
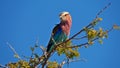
[47,11,72,53]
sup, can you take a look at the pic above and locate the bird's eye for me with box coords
[65,14,68,16]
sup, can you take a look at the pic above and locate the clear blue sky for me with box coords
[0,0,120,68]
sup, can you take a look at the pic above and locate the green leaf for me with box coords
[98,39,103,44]
[113,24,120,30]
[88,41,94,45]
[84,45,88,48]
[47,61,58,68]
[92,18,103,26]
[34,44,39,48]
[96,18,103,21]
[14,54,20,58]
[30,47,34,52]
[34,53,39,58]
[104,34,108,38]
[87,29,97,40]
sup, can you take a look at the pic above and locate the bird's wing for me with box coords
[52,24,60,36]
[46,24,60,52]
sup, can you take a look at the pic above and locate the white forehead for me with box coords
[59,12,69,16]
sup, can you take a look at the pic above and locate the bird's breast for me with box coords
[61,23,71,36]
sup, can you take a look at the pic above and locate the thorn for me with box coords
[44,52,47,58]
[40,46,46,53]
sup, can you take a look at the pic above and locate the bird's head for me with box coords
[59,11,72,23]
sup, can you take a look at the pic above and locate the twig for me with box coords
[73,35,87,40]
[6,42,21,59]
[58,58,87,68]
[40,45,46,53]
[108,26,114,32]
[95,2,111,18]
[66,37,99,48]
[0,64,8,68]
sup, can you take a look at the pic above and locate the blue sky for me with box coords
[0,0,120,68]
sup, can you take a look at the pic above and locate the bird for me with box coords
[46,11,72,53]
